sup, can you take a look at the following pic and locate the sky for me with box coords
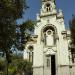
[17,0,75,29]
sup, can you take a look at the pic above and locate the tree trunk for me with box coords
[6,60,8,75]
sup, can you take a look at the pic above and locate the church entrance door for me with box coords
[51,55,56,75]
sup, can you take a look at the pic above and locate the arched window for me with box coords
[46,29,54,46]
[46,3,50,12]
[28,46,34,63]
[41,25,57,46]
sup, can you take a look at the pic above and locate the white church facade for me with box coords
[23,0,75,75]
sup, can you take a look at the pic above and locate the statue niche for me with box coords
[46,29,54,46]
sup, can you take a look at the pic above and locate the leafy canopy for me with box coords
[0,0,27,63]
[69,15,75,46]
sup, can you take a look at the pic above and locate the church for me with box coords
[23,0,75,75]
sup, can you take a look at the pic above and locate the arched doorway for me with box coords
[44,48,56,75]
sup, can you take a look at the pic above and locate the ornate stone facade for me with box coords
[23,0,75,75]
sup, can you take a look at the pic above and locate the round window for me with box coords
[47,30,51,35]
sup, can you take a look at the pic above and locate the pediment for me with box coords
[44,48,56,55]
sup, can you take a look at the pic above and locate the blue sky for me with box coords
[17,0,75,28]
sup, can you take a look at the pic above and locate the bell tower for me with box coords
[40,0,56,16]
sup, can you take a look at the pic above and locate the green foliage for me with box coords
[0,58,33,75]
[20,20,35,32]
[69,16,75,46]
[0,0,27,61]
[20,20,35,42]
[0,60,5,72]
[0,60,6,75]
[16,20,35,50]
[0,0,28,74]
[0,0,27,19]
[0,1,34,74]
[9,59,32,75]
[8,63,17,75]
[17,60,32,75]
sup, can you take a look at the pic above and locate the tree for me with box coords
[69,15,75,47]
[17,60,32,75]
[69,15,75,63]
[0,0,27,75]
[16,20,35,50]
[0,58,33,75]
[0,60,5,73]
